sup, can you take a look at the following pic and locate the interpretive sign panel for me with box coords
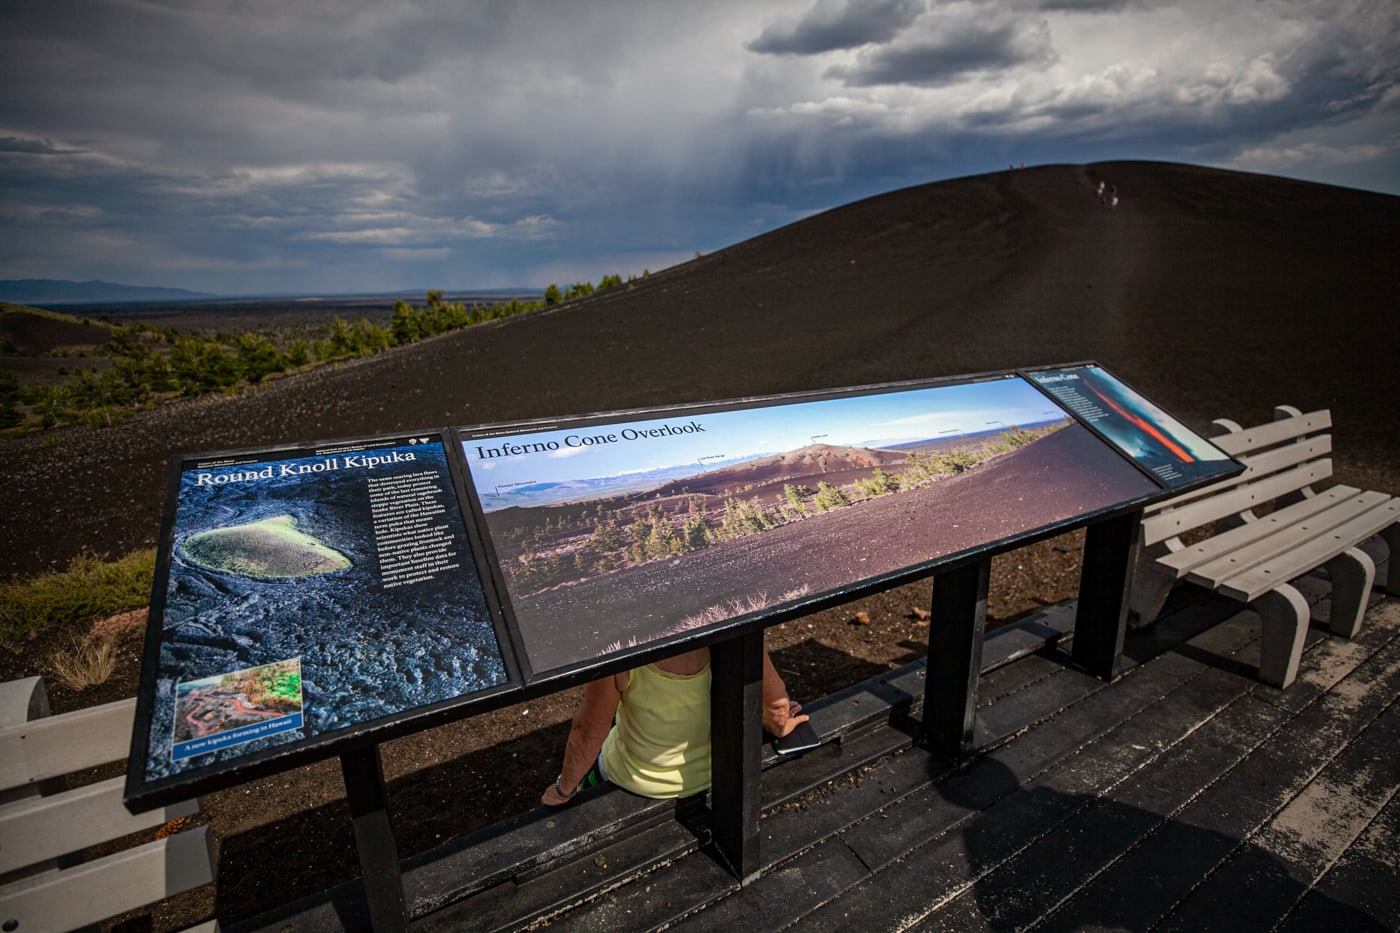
[1026,364,1237,489]
[127,361,1238,809]
[128,431,514,802]
[459,373,1161,677]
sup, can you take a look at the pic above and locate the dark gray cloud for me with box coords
[1037,0,1145,11]
[748,0,926,55]
[0,136,75,155]
[0,1,1394,294]
[826,12,1057,87]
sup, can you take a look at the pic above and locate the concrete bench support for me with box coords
[1255,585,1312,688]
[1324,547,1376,639]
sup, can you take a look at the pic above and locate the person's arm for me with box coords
[762,649,809,738]
[541,672,625,806]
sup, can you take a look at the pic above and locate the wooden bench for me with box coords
[0,677,218,933]
[1127,407,1398,687]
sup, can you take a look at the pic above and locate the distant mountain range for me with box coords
[479,423,1071,513]
[477,455,763,511]
[0,279,218,305]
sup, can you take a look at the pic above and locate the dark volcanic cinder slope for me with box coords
[2,162,1397,577]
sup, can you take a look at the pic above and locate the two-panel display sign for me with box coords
[127,364,1241,808]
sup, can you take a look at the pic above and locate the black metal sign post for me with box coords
[341,745,407,933]
[922,556,991,763]
[709,630,764,883]
[1072,510,1142,681]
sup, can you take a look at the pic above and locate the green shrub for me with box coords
[812,481,852,511]
[0,549,156,645]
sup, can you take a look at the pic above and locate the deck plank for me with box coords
[1035,612,1400,932]
[1276,787,1400,932]
[1154,677,1400,932]
[920,688,1298,932]
[788,617,1275,929]
[659,605,1273,932]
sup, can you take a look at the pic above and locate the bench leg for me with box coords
[1379,523,1399,596]
[1324,547,1375,639]
[1254,585,1310,689]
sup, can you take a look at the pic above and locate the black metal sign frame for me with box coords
[124,363,1242,813]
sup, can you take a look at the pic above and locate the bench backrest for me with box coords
[1140,407,1332,547]
[0,684,215,932]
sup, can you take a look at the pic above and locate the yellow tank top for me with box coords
[600,662,711,798]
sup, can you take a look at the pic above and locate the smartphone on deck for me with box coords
[771,719,822,755]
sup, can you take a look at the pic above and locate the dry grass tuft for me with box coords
[45,635,122,691]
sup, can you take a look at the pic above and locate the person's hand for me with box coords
[764,698,808,738]
[540,777,578,807]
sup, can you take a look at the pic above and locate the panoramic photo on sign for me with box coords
[1028,365,1238,489]
[461,375,1159,675]
[134,433,510,786]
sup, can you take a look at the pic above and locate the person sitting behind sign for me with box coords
[540,644,807,805]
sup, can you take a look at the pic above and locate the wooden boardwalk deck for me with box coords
[489,581,1400,932]
[235,571,1399,933]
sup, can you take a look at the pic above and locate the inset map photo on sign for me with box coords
[134,432,512,789]
[1026,364,1241,490]
[460,375,1159,676]
[171,658,304,762]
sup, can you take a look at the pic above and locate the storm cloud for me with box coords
[747,0,927,55]
[824,10,1059,87]
[1,0,1395,295]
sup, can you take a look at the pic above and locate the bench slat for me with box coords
[1209,409,1330,457]
[1210,433,1332,485]
[1145,436,1332,517]
[0,698,136,792]
[0,826,214,933]
[1159,485,1364,575]
[0,775,200,874]
[1141,459,1333,546]
[1217,499,1399,603]
[1186,491,1391,589]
